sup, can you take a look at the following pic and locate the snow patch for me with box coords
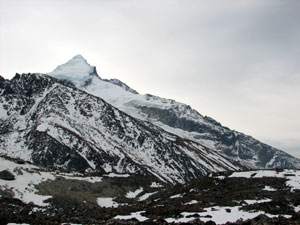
[150,182,163,188]
[126,187,143,199]
[115,211,149,222]
[263,186,276,191]
[244,199,272,205]
[170,194,183,199]
[97,197,119,208]
[104,173,130,178]
[138,192,157,201]
[184,200,198,205]
[0,104,8,119]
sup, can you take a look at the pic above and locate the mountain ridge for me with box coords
[0,72,244,184]
[46,55,300,169]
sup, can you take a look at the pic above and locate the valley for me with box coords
[1,155,300,224]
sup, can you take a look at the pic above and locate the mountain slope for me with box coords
[0,73,243,184]
[47,55,300,170]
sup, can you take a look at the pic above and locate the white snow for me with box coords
[97,197,119,208]
[57,174,103,183]
[266,155,277,167]
[138,192,157,201]
[48,54,95,87]
[0,104,8,119]
[104,173,130,178]
[170,194,183,199]
[184,200,198,205]
[126,187,143,199]
[150,182,163,188]
[114,211,149,222]
[36,123,49,132]
[244,199,272,204]
[263,186,276,191]
[0,131,32,161]
[286,174,300,191]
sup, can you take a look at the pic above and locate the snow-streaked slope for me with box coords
[47,55,300,170]
[0,73,243,184]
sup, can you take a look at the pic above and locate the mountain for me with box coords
[0,73,243,184]
[47,55,300,170]
[1,55,300,224]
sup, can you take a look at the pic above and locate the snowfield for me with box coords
[0,157,55,206]
[115,211,149,222]
[0,157,116,206]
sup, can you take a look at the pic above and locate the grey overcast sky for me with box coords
[1,0,300,158]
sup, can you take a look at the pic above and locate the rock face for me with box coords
[0,73,243,184]
[47,55,300,170]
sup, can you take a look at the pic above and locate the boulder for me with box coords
[0,170,15,180]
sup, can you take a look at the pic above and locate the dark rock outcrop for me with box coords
[0,170,15,180]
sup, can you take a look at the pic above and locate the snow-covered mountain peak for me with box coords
[48,54,98,87]
[45,56,300,170]
[71,54,87,61]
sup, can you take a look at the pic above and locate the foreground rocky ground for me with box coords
[1,155,300,224]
